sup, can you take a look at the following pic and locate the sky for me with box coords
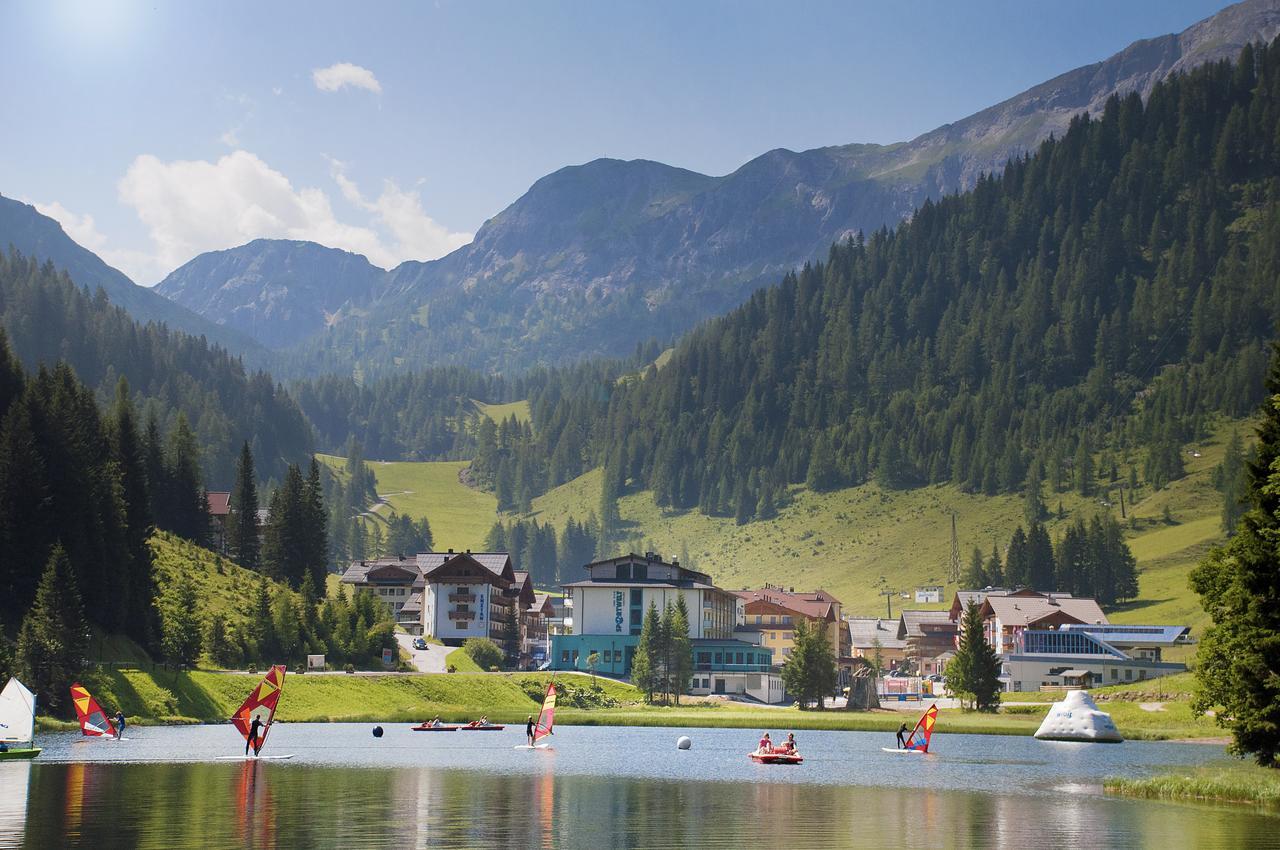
[0,0,1235,284]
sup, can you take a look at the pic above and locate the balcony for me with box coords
[450,609,476,621]
[448,592,475,603]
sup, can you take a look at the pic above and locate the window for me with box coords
[1125,669,1133,681]
[735,652,744,665]
[1110,668,1118,681]
[782,616,792,625]
[634,565,647,580]
[631,609,642,625]
[561,650,570,662]
[714,653,723,665]
[769,615,777,625]
[697,652,712,666]
[630,588,643,605]
[617,565,631,580]
[754,615,762,625]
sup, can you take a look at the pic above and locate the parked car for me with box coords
[412,637,427,650]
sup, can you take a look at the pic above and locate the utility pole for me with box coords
[880,588,898,619]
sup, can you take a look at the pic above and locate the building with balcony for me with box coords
[846,617,908,670]
[898,610,958,676]
[730,585,850,664]
[552,553,784,702]
[1001,627,1187,691]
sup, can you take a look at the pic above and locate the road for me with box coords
[396,632,449,673]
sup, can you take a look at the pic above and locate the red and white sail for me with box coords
[232,665,287,753]
[69,683,115,738]
[533,683,556,742]
[903,702,938,752]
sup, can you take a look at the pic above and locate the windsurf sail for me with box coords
[0,678,36,744]
[232,665,287,754]
[533,682,557,742]
[70,683,115,738]
[903,702,938,752]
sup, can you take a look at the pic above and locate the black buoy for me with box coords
[372,726,384,738]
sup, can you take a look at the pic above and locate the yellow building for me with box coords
[731,585,849,662]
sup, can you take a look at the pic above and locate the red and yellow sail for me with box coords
[231,665,287,752]
[70,683,115,738]
[904,702,938,752]
[533,683,556,742]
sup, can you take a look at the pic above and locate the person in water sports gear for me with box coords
[114,711,125,740]
[526,715,536,746]
[896,722,910,749]
[246,715,265,756]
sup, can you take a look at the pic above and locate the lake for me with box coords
[2,724,1276,848]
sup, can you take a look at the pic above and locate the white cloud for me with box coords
[219,127,241,147]
[312,62,382,94]
[116,150,471,278]
[34,200,108,251]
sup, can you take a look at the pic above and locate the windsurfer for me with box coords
[526,714,535,746]
[114,711,125,740]
[896,722,910,749]
[246,715,266,756]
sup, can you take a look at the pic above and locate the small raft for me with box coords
[411,724,458,732]
[749,751,803,764]
[459,724,505,731]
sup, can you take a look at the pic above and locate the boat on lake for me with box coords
[0,677,39,760]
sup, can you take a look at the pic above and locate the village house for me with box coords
[206,491,231,554]
[730,585,850,663]
[897,610,959,676]
[846,616,908,671]
[553,553,785,703]
[340,550,550,663]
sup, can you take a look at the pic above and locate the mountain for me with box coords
[156,240,386,349]
[0,194,266,361]
[163,0,1280,373]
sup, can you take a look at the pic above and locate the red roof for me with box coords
[206,491,231,516]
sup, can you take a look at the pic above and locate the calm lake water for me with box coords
[2,724,1276,848]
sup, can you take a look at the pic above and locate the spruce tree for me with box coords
[158,571,203,666]
[228,441,261,571]
[167,413,208,544]
[1191,347,1280,765]
[303,458,329,587]
[15,544,89,714]
[669,595,693,705]
[110,378,155,645]
[945,599,1001,711]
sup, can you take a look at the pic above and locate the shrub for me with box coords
[463,638,504,671]
[247,664,257,675]
[344,663,355,674]
[447,664,457,674]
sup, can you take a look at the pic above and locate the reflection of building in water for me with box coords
[0,760,30,846]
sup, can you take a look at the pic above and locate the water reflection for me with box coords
[5,758,1280,849]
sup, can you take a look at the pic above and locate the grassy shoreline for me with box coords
[1105,764,1280,809]
[31,667,1221,742]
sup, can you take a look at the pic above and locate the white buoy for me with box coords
[677,736,692,750]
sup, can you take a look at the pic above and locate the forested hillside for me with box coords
[0,252,313,486]
[500,40,1280,525]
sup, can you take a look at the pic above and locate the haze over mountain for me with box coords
[156,240,386,349]
[124,1,1280,373]
[0,195,265,360]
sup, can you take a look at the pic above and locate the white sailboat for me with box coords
[0,677,40,760]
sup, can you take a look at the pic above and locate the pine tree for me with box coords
[1191,347,1280,765]
[1027,522,1057,590]
[15,544,88,714]
[109,378,155,646]
[158,571,203,666]
[669,595,693,704]
[1004,526,1030,588]
[1216,431,1249,536]
[961,547,987,588]
[303,458,329,589]
[167,413,208,544]
[228,441,261,571]
[944,599,1001,711]
[204,612,239,668]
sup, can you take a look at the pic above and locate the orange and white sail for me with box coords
[70,683,115,738]
[232,665,287,753]
[533,683,557,742]
[903,702,938,752]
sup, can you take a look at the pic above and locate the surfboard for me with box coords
[513,743,552,750]
[881,747,929,755]
[215,754,295,761]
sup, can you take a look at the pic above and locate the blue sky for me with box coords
[0,0,1233,283]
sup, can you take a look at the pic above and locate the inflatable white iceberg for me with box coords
[1034,690,1123,743]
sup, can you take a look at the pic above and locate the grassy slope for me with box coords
[319,454,497,550]
[320,419,1248,627]
[474,399,532,425]
[1105,764,1280,809]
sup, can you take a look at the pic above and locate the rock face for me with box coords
[0,195,263,358]
[162,0,1280,371]
[156,240,386,350]
[1034,690,1124,743]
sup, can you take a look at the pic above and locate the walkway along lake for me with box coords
[2,724,1277,848]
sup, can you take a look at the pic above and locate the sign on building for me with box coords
[307,654,325,671]
[915,586,944,604]
[614,590,625,633]
[382,647,395,668]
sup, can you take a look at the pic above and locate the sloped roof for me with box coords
[340,557,419,584]
[732,587,840,621]
[981,595,1107,627]
[1062,623,1189,644]
[847,617,907,650]
[206,491,231,516]
[898,610,955,639]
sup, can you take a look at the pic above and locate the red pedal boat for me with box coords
[411,724,458,732]
[749,751,803,764]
